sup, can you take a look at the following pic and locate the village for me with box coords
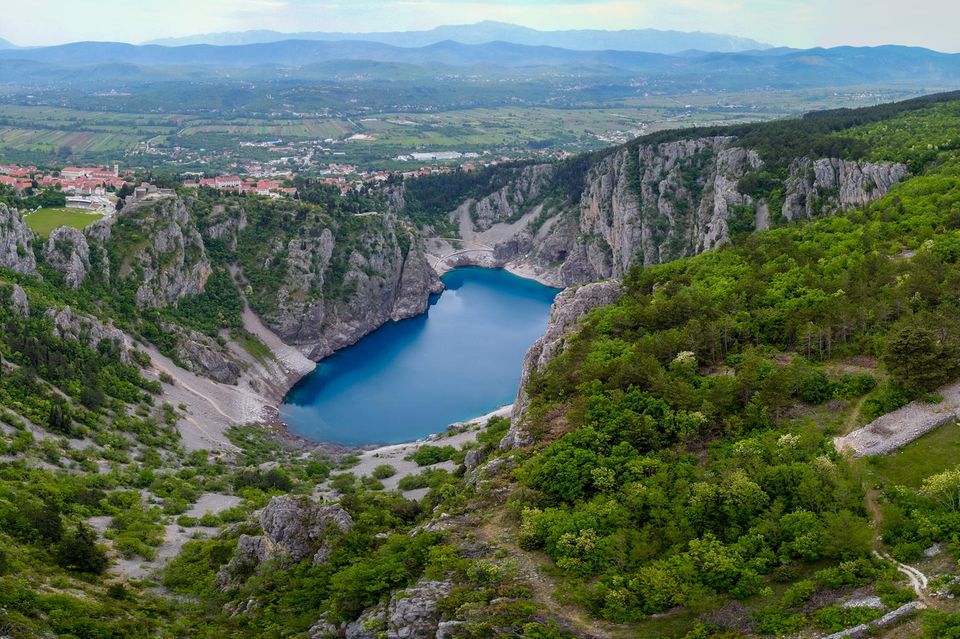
[0,151,529,219]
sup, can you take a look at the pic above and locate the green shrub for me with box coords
[372,464,397,479]
[408,445,457,466]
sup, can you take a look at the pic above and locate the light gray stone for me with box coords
[0,203,36,275]
[44,226,90,288]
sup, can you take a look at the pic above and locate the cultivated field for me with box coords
[0,84,935,169]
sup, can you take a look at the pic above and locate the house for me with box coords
[0,176,31,192]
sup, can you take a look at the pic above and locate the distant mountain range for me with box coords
[145,21,772,54]
[0,37,957,98]
[0,39,957,85]
[0,39,674,70]
[0,37,16,50]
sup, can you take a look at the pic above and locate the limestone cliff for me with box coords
[781,157,910,220]
[126,199,213,308]
[231,207,442,361]
[466,163,554,231]
[0,203,37,275]
[43,226,91,289]
[501,280,624,449]
[426,138,907,287]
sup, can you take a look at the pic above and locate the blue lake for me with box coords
[280,267,560,446]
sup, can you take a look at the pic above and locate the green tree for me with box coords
[56,523,109,574]
[883,324,956,393]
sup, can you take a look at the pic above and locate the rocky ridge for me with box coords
[501,279,624,449]
[428,138,908,287]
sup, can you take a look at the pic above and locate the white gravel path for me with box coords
[835,381,960,456]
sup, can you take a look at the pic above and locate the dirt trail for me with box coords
[865,486,936,607]
[148,357,242,451]
[475,510,618,639]
[842,396,868,435]
[154,360,235,423]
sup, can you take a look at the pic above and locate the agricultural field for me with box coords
[23,207,104,236]
[0,83,935,170]
[177,118,353,139]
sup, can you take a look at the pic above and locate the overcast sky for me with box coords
[2,0,957,51]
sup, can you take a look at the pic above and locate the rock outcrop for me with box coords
[171,326,243,385]
[217,496,354,589]
[0,203,36,275]
[782,157,909,221]
[114,198,212,308]
[8,283,29,316]
[428,139,907,287]
[335,578,454,639]
[46,306,132,361]
[502,280,624,449]
[204,204,248,252]
[43,226,90,288]
[257,495,353,563]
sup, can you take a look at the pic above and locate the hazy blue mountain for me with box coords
[0,40,957,93]
[146,21,772,53]
[0,37,16,49]
[0,39,675,70]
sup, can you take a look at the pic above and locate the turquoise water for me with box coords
[280,267,560,446]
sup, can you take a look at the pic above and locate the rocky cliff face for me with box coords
[781,157,910,220]
[468,163,554,231]
[43,227,91,289]
[439,139,907,287]
[0,203,37,275]
[242,211,442,361]
[501,280,624,449]
[116,198,213,308]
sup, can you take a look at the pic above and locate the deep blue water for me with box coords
[280,267,560,446]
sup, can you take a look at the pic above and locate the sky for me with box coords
[1,0,958,51]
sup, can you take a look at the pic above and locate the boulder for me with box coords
[9,283,29,316]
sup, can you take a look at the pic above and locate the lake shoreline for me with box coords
[162,264,555,454]
[278,267,557,447]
